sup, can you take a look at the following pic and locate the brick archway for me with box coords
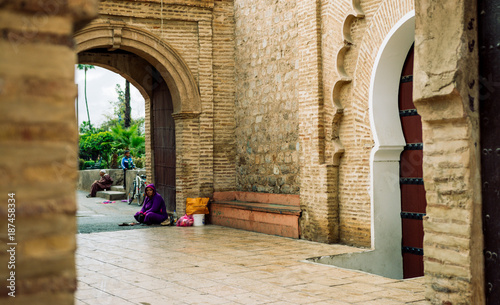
[319,4,415,279]
[74,23,203,213]
[74,22,201,115]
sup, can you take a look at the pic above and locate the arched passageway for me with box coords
[74,23,202,213]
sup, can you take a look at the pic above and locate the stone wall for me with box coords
[76,169,146,192]
[0,1,98,304]
[414,0,484,304]
[234,0,300,194]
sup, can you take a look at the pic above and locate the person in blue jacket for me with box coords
[121,150,136,189]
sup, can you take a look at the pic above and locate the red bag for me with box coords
[176,214,194,227]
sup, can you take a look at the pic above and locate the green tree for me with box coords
[101,83,144,132]
[107,124,145,158]
[79,130,114,161]
[76,64,95,128]
[79,120,97,134]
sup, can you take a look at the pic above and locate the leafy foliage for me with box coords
[100,84,145,132]
[79,131,114,161]
[83,160,95,169]
[106,124,145,158]
[79,121,97,134]
[78,79,145,169]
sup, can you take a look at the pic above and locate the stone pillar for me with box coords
[297,0,339,243]
[172,113,201,215]
[414,0,484,303]
[0,0,97,304]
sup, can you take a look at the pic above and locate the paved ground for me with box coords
[75,224,430,304]
[76,190,154,234]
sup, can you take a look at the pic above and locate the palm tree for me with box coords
[77,64,95,128]
[107,124,145,157]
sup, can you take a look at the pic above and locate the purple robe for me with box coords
[90,174,113,197]
[134,184,168,224]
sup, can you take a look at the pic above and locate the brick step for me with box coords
[210,201,300,239]
[96,191,127,200]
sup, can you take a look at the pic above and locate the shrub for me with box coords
[84,160,95,169]
[79,131,114,162]
[134,157,145,169]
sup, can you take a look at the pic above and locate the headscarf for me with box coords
[139,184,167,217]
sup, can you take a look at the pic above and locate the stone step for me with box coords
[111,185,125,192]
[96,191,127,200]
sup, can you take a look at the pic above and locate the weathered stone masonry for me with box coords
[0,1,98,304]
[234,0,300,196]
[415,1,484,304]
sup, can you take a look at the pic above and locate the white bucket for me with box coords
[193,214,205,226]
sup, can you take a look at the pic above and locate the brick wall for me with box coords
[86,0,236,200]
[335,0,415,246]
[0,1,98,304]
[213,0,237,191]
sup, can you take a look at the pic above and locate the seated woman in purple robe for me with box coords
[134,184,168,225]
[87,170,114,198]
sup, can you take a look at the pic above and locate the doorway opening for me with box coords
[76,48,177,232]
[308,11,415,279]
[398,45,426,279]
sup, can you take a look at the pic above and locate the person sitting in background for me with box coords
[87,169,114,198]
[121,150,136,189]
[134,184,168,225]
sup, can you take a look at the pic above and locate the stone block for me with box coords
[96,191,127,200]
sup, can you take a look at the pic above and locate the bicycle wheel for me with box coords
[138,182,146,206]
[128,181,136,205]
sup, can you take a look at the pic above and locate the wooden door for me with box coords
[479,1,500,302]
[152,74,176,212]
[398,46,426,279]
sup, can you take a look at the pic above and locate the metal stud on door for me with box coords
[478,1,500,303]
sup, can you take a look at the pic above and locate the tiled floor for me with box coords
[75,225,430,305]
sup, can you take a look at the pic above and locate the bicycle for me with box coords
[128,173,147,206]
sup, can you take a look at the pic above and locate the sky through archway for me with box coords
[75,66,145,128]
